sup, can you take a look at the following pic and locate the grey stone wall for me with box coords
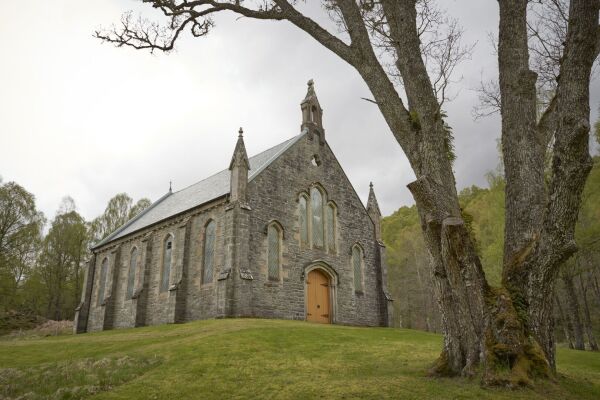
[82,133,388,332]
[86,199,228,331]
[244,134,387,326]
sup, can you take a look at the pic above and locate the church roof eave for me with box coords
[91,131,306,251]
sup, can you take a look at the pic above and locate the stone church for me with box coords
[74,81,393,333]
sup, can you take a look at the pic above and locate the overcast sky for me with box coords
[1,0,598,222]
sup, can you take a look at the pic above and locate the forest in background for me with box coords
[0,187,150,332]
[383,142,600,351]
[2,132,599,345]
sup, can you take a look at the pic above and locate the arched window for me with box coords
[311,187,324,248]
[267,223,282,281]
[326,203,336,253]
[352,245,364,292]
[127,247,138,299]
[203,220,216,284]
[298,195,308,246]
[161,235,173,292]
[97,257,108,305]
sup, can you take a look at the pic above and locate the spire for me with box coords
[229,127,250,171]
[300,79,325,144]
[367,182,382,241]
[229,127,250,203]
[367,182,381,216]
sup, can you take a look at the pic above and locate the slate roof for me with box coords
[92,132,305,250]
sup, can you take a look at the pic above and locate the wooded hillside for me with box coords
[383,156,600,351]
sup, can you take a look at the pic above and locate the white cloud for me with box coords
[0,0,598,221]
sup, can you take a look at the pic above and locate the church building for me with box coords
[74,81,393,333]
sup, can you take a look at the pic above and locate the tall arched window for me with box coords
[203,220,216,284]
[97,257,108,305]
[352,245,363,292]
[311,187,324,248]
[267,223,282,281]
[127,247,138,299]
[299,195,308,246]
[161,235,173,292]
[326,203,336,253]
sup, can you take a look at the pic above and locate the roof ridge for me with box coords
[172,133,303,195]
[91,132,306,251]
[249,130,307,181]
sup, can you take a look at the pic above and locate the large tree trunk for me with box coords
[562,271,585,350]
[407,177,549,385]
[579,273,599,351]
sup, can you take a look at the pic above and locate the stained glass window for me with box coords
[299,196,308,246]
[311,187,323,247]
[97,257,108,305]
[353,246,363,291]
[203,220,216,283]
[161,236,173,292]
[327,204,336,252]
[267,224,280,281]
[127,247,138,299]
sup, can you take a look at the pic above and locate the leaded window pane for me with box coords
[353,247,362,291]
[127,248,138,299]
[203,221,216,283]
[299,197,308,245]
[98,258,108,304]
[267,225,280,280]
[311,188,323,247]
[327,205,335,252]
[161,237,172,292]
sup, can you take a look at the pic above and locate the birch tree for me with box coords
[96,0,600,385]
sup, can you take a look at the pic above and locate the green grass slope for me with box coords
[1,319,599,399]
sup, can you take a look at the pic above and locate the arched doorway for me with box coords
[305,264,337,324]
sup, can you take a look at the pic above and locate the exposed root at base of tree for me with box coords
[428,287,551,388]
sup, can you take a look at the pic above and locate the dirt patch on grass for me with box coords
[0,355,162,399]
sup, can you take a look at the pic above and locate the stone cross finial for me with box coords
[370,181,374,189]
[305,79,316,98]
[238,127,244,138]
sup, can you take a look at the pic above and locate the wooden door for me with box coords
[306,269,330,324]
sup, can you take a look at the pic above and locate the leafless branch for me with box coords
[362,0,474,108]
[361,97,378,104]
[472,78,501,120]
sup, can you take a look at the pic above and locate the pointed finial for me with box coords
[169,180,172,193]
[304,79,316,99]
[238,127,244,138]
[370,181,374,189]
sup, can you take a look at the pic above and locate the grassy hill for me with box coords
[1,319,599,399]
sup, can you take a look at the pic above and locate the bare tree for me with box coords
[96,0,600,384]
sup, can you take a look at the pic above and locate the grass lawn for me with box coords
[1,318,599,399]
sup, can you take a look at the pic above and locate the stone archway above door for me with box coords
[304,262,338,324]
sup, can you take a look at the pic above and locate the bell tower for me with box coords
[301,79,325,145]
